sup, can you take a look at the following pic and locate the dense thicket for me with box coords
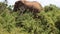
[0,2,60,34]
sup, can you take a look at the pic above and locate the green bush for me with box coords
[0,2,60,34]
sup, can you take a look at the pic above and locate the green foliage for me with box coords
[0,2,60,34]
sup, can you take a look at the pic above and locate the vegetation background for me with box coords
[0,0,60,34]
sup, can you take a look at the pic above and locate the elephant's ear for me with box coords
[13,1,25,11]
[13,1,20,11]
